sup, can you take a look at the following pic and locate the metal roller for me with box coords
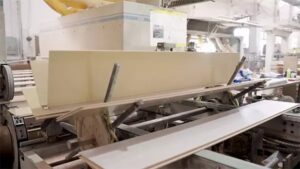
[0,125,14,169]
[0,64,14,101]
[0,125,13,156]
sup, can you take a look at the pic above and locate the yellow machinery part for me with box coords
[44,0,82,16]
[76,0,122,4]
[59,0,88,9]
[44,0,123,16]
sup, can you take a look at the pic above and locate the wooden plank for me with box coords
[30,60,48,106]
[15,87,25,93]
[9,107,33,117]
[13,74,33,78]
[13,69,31,72]
[33,80,264,120]
[80,100,298,169]
[47,51,239,107]
[23,151,52,169]
[13,71,32,75]
[257,79,300,91]
[0,95,26,105]
[14,77,34,81]
[12,95,26,103]
[12,70,32,74]
[15,87,32,93]
[14,81,35,86]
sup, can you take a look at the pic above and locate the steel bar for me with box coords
[130,107,206,129]
[118,124,150,136]
[181,100,235,111]
[104,63,120,103]
[233,81,265,99]
[112,101,143,128]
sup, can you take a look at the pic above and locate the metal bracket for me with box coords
[12,115,28,141]
[41,119,63,140]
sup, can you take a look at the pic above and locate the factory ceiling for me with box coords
[282,0,300,6]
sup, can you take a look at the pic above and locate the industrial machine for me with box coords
[1,1,300,169]
[0,55,300,169]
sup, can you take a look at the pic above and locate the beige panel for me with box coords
[80,100,298,169]
[22,87,41,109]
[47,51,239,107]
[31,60,49,106]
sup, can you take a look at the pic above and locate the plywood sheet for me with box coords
[9,107,33,117]
[80,100,298,169]
[31,60,48,106]
[11,95,26,103]
[22,87,41,109]
[0,95,26,104]
[47,51,239,107]
[14,77,34,81]
[14,81,35,86]
[13,74,33,78]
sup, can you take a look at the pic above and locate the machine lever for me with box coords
[112,101,144,128]
[227,56,246,85]
[233,81,266,99]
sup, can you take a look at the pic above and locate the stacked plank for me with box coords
[13,70,35,93]
[6,69,36,117]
